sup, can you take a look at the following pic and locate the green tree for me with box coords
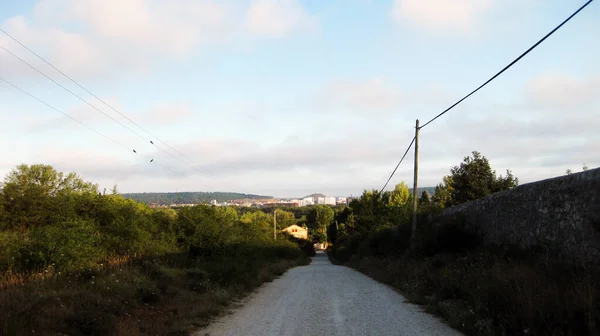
[0,164,98,231]
[419,190,431,204]
[389,182,410,206]
[275,209,296,229]
[566,169,573,175]
[432,175,454,208]
[440,151,518,207]
[306,205,334,242]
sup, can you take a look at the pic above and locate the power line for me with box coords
[380,0,594,191]
[0,29,225,186]
[380,136,415,193]
[0,45,151,142]
[419,0,594,129]
[0,75,180,176]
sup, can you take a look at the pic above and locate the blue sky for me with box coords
[0,0,598,197]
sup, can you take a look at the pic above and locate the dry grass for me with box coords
[329,222,600,336]
[0,253,310,336]
[340,250,600,336]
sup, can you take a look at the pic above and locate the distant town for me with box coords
[146,195,351,209]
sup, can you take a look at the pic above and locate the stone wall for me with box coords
[437,167,600,261]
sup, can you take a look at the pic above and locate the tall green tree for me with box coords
[0,164,98,231]
[306,205,334,242]
[437,151,518,207]
[389,182,411,206]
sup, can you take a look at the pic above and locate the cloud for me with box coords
[392,0,495,33]
[245,0,315,38]
[59,0,235,54]
[138,103,194,127]
[0,0,315,79]
[525,73,600,108]
[24,98,194,133]
[3,69,599,197]
[312,77,404,114]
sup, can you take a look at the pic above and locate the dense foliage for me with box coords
[433,151,518,207]
[0,164,309,275]
[0,164,313,335]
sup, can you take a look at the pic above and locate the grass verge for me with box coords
[328,226,599,336]
[1,246,311,336]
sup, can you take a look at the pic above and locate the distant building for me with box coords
[324,197,336,205]
[316,197,325,204]
[210,200,218,206]
[282,225,308,240]
[336,197,347,205]
[301,197,314,206]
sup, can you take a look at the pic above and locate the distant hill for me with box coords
[121,192,273,205]
[410,187,436,195]
[303,193,326,199]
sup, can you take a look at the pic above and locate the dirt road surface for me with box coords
[196,251,463,336]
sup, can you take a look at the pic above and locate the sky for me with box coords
[0,0,598,198]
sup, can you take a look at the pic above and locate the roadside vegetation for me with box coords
[327,151,599,336]
[0,164,313,335]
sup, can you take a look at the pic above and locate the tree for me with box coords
[0,164,98,231]
[566,169,573,175]
[583,164,589,171]
[419,190,431,204]
[432,175,454,208]
[306,205,334,242]
[389,182,410,206]
[440,151,519,207]
[274,209,296,229]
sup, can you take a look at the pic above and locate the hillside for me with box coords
[121,192,273,205]
[303,193,326,199]
[410,187,436,195]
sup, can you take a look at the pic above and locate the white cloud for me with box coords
[246,0,315,38]
[143,104,194,126]
[0,0,315,79]
[23,98,194,133]
[18,71,595,196]
[525,73,600,108]
[392,0,495,33]
[313,77,404,114]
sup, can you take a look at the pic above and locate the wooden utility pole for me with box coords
[273,209,277,240]
[411,119,420,243]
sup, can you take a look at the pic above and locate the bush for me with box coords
[25,219,105,271]
[412,215,483,258]
[332,211,600,336]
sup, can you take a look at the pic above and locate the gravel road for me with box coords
[196,251,463,336]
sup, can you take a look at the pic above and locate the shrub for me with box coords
[25,219,105,271]
[412,214,483,257]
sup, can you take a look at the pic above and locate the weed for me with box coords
[331,218,600,336]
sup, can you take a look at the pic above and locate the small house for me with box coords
[282,224,308,240]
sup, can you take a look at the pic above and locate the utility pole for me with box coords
[273,209,277,241]
[411,119,420,243]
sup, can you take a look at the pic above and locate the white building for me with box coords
[336,197,347,205]
[210,199,218,206]
[301,197,314,206]
[324,197,336,205]
[316,197,325,204]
